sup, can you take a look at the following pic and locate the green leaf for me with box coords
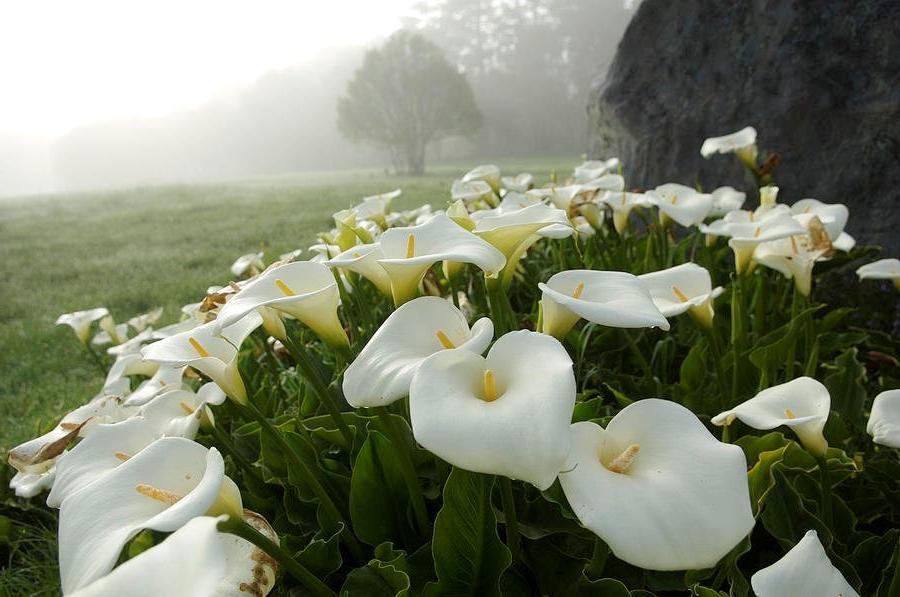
[296,524,344,579]
[824,348,868,434]
[576,577,632,596]
[350,430,417,546]
[760,468,829,548]
[341,558,411,596]
[425,468,511,596]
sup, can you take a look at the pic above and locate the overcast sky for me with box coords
[0,0,414,138]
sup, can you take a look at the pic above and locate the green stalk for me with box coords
[706,327,729,411]
[730,274,745,403]
[816,456,833,527]
[498,477,521,558]
[486,277,515,335]
[376,407,432,539]
[239,402,364,562]
[785,287,801,381]
[84,344,108,374]
[623,330,653,379]
[283,336,355,449]
[209,421,266,488]
[217,516,336,597]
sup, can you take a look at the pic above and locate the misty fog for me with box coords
[0,0,636,198]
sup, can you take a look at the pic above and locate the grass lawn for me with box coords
[0,157,576,454]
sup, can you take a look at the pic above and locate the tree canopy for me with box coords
[337,30,482,175]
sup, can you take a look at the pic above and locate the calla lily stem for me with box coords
[623,331,653,379]
[283,336,356,449]
[498,477,521,558]
[240,401,365,562]
[83,344,108,374]
[816,456,833,527]
[218,516,336,597]
[209,421,266,488]
[376,407,432,539]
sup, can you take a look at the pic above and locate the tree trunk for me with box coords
[404,139,426,176]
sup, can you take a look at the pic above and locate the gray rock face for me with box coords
[589,0,900,253]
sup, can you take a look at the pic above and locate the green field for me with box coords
[0,158,575,454]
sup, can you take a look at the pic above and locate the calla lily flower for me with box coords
[10,461,56,498]
[574,158,619,183]
[140,382,226,438]
[539,270,670,339]
[377,213,506,305]
[501,173,533,192]
[122,364,187,407]
[725,215,807,274]
[856,258,900,290]
[355,188,401,225]
[230,252,265,279]
[750,530,858,597]
[572,216,597,237]
[326,243,393,297]
[93,315,129,346]
[452,179,496,205]
[69,516,229,597]
[212,261,349,350]
[107,328,157,356]
[410,330,575,490]
[343,296,493,407]
[759,184,779,207]
[700,126,758,168]
[128,307,164,332]
[709,186,746,217]
[753,235,826,296]
[867,389,900,448]
[278,248,304,262]
[217,509,280,597]
[559,399,755,571]
[141,312,263,404]
[581,173,626,194]
[56,308,109,344]
[47,417,160,508]
[472,203,572,285]
[638,263,724,328]
[8,385,134,475]
[598,191,654,235]
[790,198,855,251]
[104,353,160,390]
[58,437,243,593]
[461,164,501,193]
[648,183,714,227]
[712,377,830,457]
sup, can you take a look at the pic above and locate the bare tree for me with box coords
[337,30,482,175]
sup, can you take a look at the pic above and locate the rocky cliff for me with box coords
[589,0,900,253]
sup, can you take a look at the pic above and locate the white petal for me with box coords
[712,377,829,456]
[410,330,575,490]
[122,364,187,407]
[539,270,670,337]
[750,530,858,597]
[58,438,229,593]
[47,417,160,508]
[217,510,280,597]
[70,516,228,597]
[325,243,393,297]
[867,389,900,448]
[638,263,718,317]
[709,186,746,217]
[343,296,493,407]
[856,258,900,281]
[559,399,755,570]
[700,126,757,157]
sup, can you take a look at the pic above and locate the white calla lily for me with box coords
[451,179,495,205]
[539,270,670,339]
[856,258,900,290]
[709,186,746,217]
[750,530,858,597]
[501,173,533,192]
[8,386,134,474]
[10,462,57,498]
[93,316,129,346]
[726,215,808,274]
[648,183,714,227]
[355,188,401,224]
[104,353,159,390]
[140,382,226,438]
[700,126,758,168]
[106,328,158,356]
[217,510,280,597]
[122,363,187,407]
[47,417,160,508]
[128,307,164,332]
[59,437,242,593]
[753,235,826,296]
[213,261,349,350]
[410,330,575,490]
[230,252,264,279]
[712,377,830,457]
[599,191,654,234]
[574,158,619,183]
[343,296,493,407]
[559,399,755,571]
[56,307,109,344]
[790,198,854,251]
[377,213,506,305]
[141,312,263,404]
[70,516,229,597]
[461,164,501,193]
[638,263,724,328]
[325,243,393,297]
[867,389,900,448]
